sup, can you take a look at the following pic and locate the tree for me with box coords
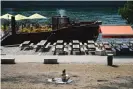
[118,1,133,24]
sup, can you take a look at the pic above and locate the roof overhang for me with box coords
[100,25,133,38]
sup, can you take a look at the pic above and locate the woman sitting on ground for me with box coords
[61,69,70,82]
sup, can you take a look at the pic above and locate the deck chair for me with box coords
[29,43,34,49]
[52,47,55,52]
[19,43,24,50]
[80,47,85,55]
[64,48,68,55]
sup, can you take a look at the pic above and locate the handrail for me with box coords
[1,31,11,41]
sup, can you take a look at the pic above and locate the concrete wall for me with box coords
[1,25,99,45]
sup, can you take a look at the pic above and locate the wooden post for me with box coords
[107,54,113,66]
[11,16,16,35]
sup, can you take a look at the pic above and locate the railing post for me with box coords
[11,16,16,35]
[107,54,113,66]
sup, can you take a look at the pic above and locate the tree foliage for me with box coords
[118,1,133,24]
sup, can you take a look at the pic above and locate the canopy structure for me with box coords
[15,14,28,20]
[28,13,47,19]
[100,25,133,38]
[1,13,13,19]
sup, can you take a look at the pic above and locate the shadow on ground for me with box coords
[114,56,133,59]
[1,72,78,85]
[98,76,133,89]
[1,73,55,84]
[111,65,119,68]
[1,73,133,89]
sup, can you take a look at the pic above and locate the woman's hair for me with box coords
[62,69,66,74]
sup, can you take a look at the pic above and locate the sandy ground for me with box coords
[1,63,133,89]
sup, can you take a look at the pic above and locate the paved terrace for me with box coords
[1,45,54,55]
[1,55,133,64]
[1,39,133,64]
